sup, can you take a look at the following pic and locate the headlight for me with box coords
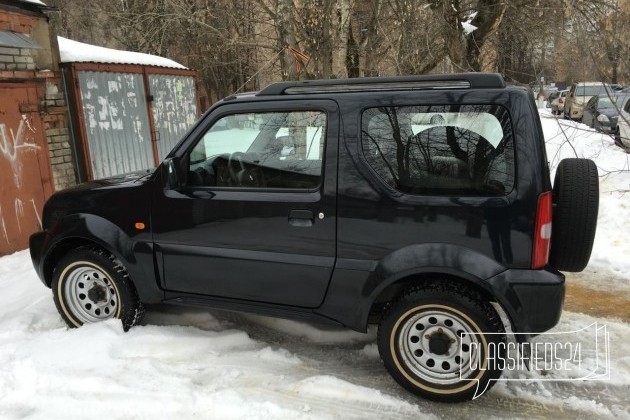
[597,114,609,123]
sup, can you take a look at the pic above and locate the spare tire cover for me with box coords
[548,158,599,272]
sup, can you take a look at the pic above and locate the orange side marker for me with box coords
[135,222,146,230]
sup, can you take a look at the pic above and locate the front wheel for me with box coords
[52,247,144,331]
[614,128,624,148]
[378,281,505,402]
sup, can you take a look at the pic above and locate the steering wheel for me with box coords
[228,152,247,185]
[228,152,265,187]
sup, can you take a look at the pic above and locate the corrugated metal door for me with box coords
[77,71,153,179]
[149,74,197,160]
[0,84,53,255]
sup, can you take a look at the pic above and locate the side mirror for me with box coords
[164,157,184,190]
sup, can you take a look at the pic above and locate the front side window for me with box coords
[361,105,515,196]
[188,111,326,189]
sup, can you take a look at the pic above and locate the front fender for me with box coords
[36,213,163,303]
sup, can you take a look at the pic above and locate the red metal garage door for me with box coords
[0,83,53,255]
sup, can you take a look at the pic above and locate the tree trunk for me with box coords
[335,0,352,78]
[277,0,298,80]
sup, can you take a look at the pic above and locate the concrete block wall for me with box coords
[0,46,36,71]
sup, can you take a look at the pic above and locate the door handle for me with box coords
[289,209,314,227]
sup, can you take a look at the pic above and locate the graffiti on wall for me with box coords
[0,115,40,188]
[0,114,43,246]
[0,199,40,245]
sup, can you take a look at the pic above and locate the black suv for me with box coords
[30,73,599,402]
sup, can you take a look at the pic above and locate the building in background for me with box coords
[0,0,68,255]
[0,0,200,255]
[59,37,200,181]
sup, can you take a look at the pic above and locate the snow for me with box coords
[0,248,629,419]
[461,11,478,35]
[461,21,478,35]
[0,109,629,418]
[57,37,187,69]
[18,0,46,6]
[539,109,630,281]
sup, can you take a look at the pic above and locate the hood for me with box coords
[61,170,153,193]
[42,170,154,230]
[599,107,620,118]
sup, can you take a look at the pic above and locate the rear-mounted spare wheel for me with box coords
[548,158,599,272]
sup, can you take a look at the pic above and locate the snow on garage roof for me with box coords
[58,37,188,70]
[18,0,47,5]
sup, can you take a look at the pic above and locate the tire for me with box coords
[52,247,144,331]
[378,281,505,402]
[548,159,599,272]
[614,128,624,148]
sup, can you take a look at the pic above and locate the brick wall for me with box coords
[0,6,77,191]
[42,76,76,191]
[0,8,37,33]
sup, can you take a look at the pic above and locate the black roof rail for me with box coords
[256,73,505,96]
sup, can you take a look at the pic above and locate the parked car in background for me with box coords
[616,96,630,149]
[550,90,568,115]
[547,91,560,108]
[582,93,630,134]
[564,82,612,121]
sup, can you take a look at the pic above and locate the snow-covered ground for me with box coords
[0,109,629,419]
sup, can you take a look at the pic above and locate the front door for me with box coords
[152,100,338,308]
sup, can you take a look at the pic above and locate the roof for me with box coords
[19,0,46,5]
[257,73,506,96]
[1,0,55,12]
[58,36,188,70]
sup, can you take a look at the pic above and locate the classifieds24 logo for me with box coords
[462,322,610,399]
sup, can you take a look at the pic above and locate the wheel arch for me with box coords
[42,213,163,303]
[43,236,107,287]
[319,244,515,333]
[366,270,513,333]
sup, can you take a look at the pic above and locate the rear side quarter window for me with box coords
[361,105,515,196]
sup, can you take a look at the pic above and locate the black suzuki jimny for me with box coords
[30,73,599,402]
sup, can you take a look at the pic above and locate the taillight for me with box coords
[532,191,553,269]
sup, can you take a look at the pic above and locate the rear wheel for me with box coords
[52,247,144,331]
[378,281,505,402]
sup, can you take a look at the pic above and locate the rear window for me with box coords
[361,105,515,196]
[576,85,610,96]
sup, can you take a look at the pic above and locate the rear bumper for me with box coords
[29,230,50,287]
[486,267,565,335]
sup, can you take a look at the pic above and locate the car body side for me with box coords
[30,86,564,337]
[617,97,630,148]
